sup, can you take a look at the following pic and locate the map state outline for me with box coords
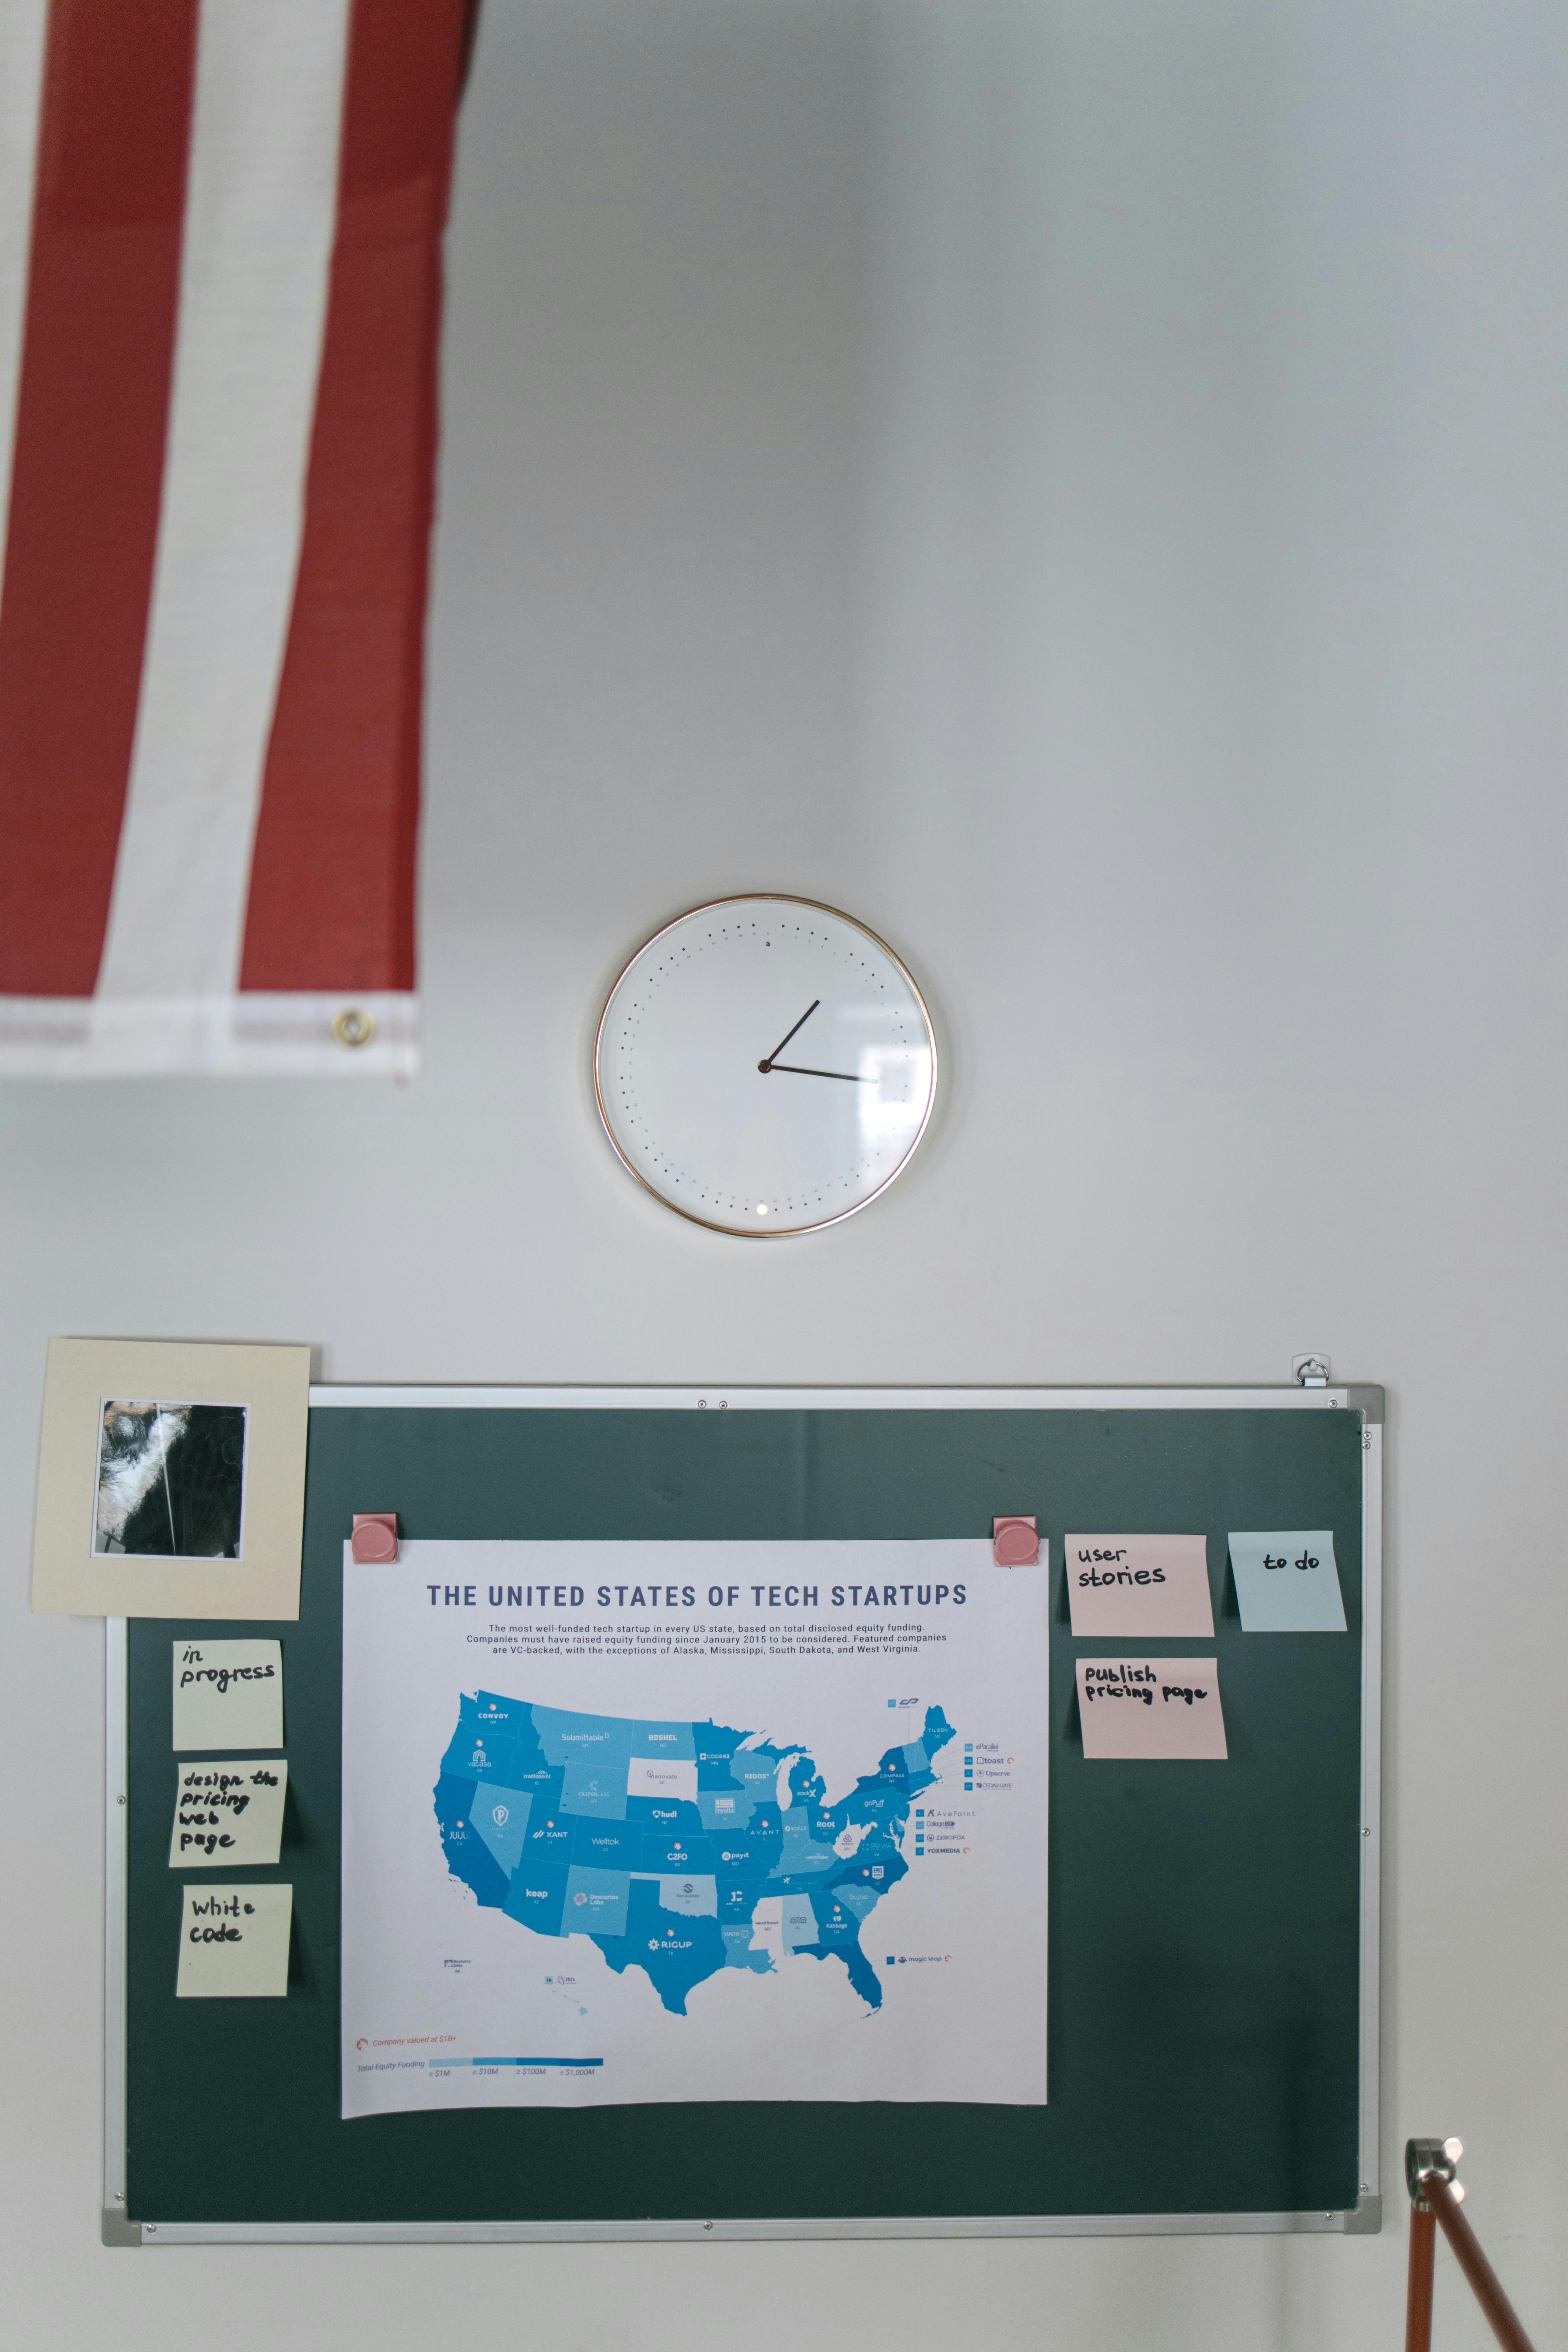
[434,1693,953,2015]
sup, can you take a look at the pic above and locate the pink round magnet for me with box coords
[351,1513,399,1563]
[992,1515,1039,1567]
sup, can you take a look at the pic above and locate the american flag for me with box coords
[0,0,470,1074]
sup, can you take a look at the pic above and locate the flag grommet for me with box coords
[332,1007,376,1049]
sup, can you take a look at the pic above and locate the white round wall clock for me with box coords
[594,895,938,1236]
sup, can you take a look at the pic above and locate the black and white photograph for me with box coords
[93,1400,247,1560]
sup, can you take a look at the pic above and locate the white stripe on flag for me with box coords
[97,0,351,1001]
[0,991,420,1079]
[0,0,49,581]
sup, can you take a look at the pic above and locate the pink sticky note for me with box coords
[1064,1534,1213,1637]
[993,1516,1039,1566]
[351,1513,399,1563]
[1077,1658,1228,1759]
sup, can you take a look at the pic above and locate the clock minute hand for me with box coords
[758,999,820,1073]
[765,1061,869,1083]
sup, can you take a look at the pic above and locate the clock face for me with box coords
[594,896,937,1235]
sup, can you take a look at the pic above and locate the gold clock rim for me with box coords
[592,892,939,1239]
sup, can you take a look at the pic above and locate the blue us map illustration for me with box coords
[434,1694,954,2015]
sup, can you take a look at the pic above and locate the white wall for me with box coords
[4,0,1565,2344]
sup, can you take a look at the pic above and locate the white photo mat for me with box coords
[32,1338,309,1618]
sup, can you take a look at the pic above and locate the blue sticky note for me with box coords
[1228,1531,1347,1632]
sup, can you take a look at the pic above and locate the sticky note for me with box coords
[1229,1531,1347,1632]
[1077,1659,1228,1759]
[171,1639,282,1749]
[1065,1535,1214,1637]
[176,1883,293,1997]
[169,1759,287,1868]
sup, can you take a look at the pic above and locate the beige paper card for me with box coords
[1065,1534,1214,1637]
[170,1759,287,1867]
[1077,1658,1228,1759]
[176,1883,293,1997]
[30,1337,308,1617]
[172,1640,283,1749]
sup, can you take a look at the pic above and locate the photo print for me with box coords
[94,1401,247,1560]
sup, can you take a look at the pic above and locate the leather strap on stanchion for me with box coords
[1405,2205,1436,2352]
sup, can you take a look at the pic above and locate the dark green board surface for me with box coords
[124,1403,1368,2226]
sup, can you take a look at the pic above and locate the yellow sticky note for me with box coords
[169,1759,287,1868]
[176,1883,293,1997]
[172,1639,282,1749]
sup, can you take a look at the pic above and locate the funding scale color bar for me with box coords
[430,2056,605,2069]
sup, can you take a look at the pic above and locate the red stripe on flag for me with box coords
[238,0,465,995]
[0,0,198,995]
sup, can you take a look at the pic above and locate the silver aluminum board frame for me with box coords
[105,1382,1384,2246]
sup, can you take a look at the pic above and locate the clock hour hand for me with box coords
[758,999,820,1073]
[764,1061,869,1083]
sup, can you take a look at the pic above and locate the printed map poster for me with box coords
[341,1540,1048,2115]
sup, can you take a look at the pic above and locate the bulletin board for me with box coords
[104,1384,1383,2244]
